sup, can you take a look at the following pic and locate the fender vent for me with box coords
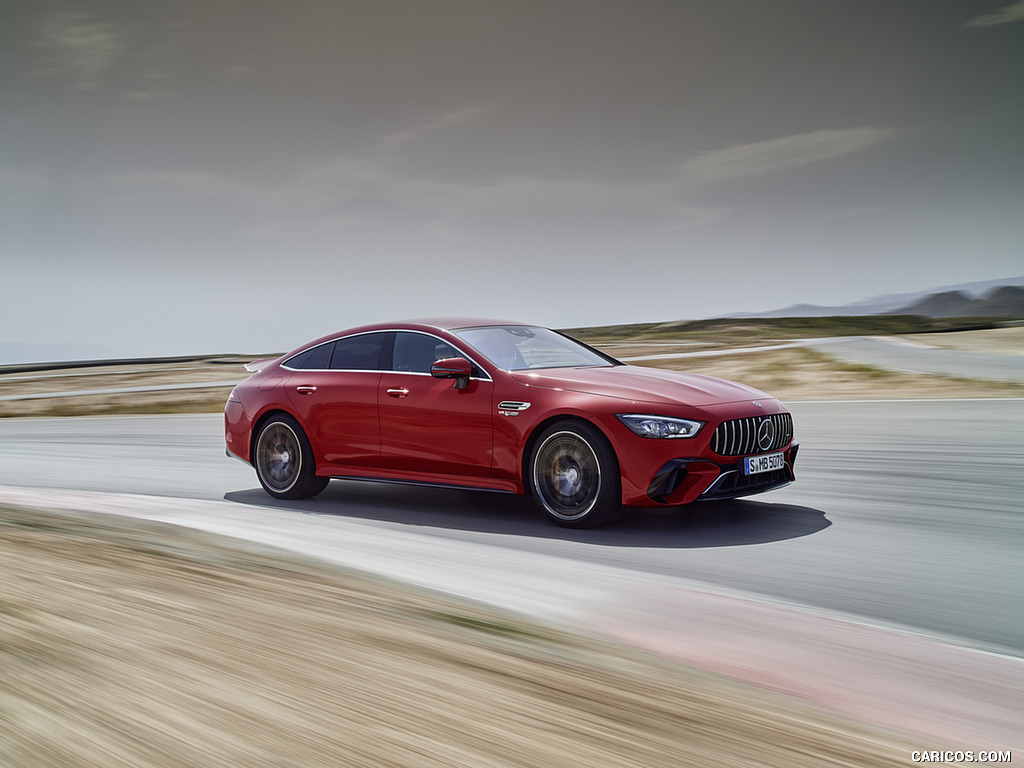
[497,401,531,412]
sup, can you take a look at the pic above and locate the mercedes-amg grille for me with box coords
[710,413,793,456]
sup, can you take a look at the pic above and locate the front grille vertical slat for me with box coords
[711,413,793,457]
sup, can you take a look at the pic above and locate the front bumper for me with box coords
[645,443,799,505]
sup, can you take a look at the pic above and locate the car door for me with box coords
[377,331,493,478]
[285,333,387,468]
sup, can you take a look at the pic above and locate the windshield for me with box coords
[453,326,618,371]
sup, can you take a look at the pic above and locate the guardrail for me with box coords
[0,354,274,376]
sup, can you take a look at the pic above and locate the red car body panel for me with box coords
[509,366,768,406]
[225,318,797,508]
[286,370,382,467]
[377,372,494,478]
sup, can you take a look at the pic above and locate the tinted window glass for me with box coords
[330,333,386,370]
[285,341,334,370]
[283,348,313,369]
[392,332,460,373]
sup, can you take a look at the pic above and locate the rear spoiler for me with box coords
[244,357,279,373]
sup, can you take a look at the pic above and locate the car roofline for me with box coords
[268,319,536,363]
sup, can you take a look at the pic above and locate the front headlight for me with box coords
[616,414,704,439]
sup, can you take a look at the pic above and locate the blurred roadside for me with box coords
[1,324,1022,418]
[0,503,923,768]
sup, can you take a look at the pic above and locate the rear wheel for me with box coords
[529,421,622,528]
[254,415,329,500]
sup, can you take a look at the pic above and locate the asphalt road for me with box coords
[0,401,1020,656]
[811,336,1024,384]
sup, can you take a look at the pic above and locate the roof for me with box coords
[281,317,533,357]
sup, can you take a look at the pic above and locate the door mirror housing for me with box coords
[430,357,473,389]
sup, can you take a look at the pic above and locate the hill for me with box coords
[892,286,1024,318]
[726,276,1024,319]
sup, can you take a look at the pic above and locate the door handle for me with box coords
[295,385,317,395]
[386,387,409,398]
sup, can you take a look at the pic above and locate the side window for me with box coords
[285,341,334,370]
[329,332,386,370]
[392,332,460,374]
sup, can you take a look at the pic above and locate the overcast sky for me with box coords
[2,1,1023,359]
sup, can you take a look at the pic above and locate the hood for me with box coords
[511,365,771,407]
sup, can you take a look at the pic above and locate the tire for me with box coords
[253,414,329,500]
[529,421,622,528]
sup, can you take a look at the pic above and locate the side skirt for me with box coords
[318,472,520,495]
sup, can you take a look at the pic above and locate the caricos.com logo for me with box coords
[911,751,1011,763]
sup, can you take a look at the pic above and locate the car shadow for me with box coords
[224,480,830,548]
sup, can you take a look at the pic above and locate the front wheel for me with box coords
[253,415,329,500]
[529,421,622,528]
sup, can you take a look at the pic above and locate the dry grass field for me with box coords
[0,359,246,418]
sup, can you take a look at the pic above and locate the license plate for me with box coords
[744,452,785,475]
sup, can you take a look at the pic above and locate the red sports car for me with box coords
[225,319,797,528]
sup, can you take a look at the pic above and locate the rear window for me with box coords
[283,342,335,370]
[284,333,387,370]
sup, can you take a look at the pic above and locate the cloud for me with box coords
[82,170,267,205]
[140,155,723,240]
[0,168,51,202]
[678,127,899,183]
[36,121,896,241]
[65,103,724,237]
[379,105,491,153]
[61,107,726,239]
[276,157,723,237]
[963,1,1024,27]
[32,11,124,91]
[124,89,179,101]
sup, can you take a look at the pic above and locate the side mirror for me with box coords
[430,357,473,390]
